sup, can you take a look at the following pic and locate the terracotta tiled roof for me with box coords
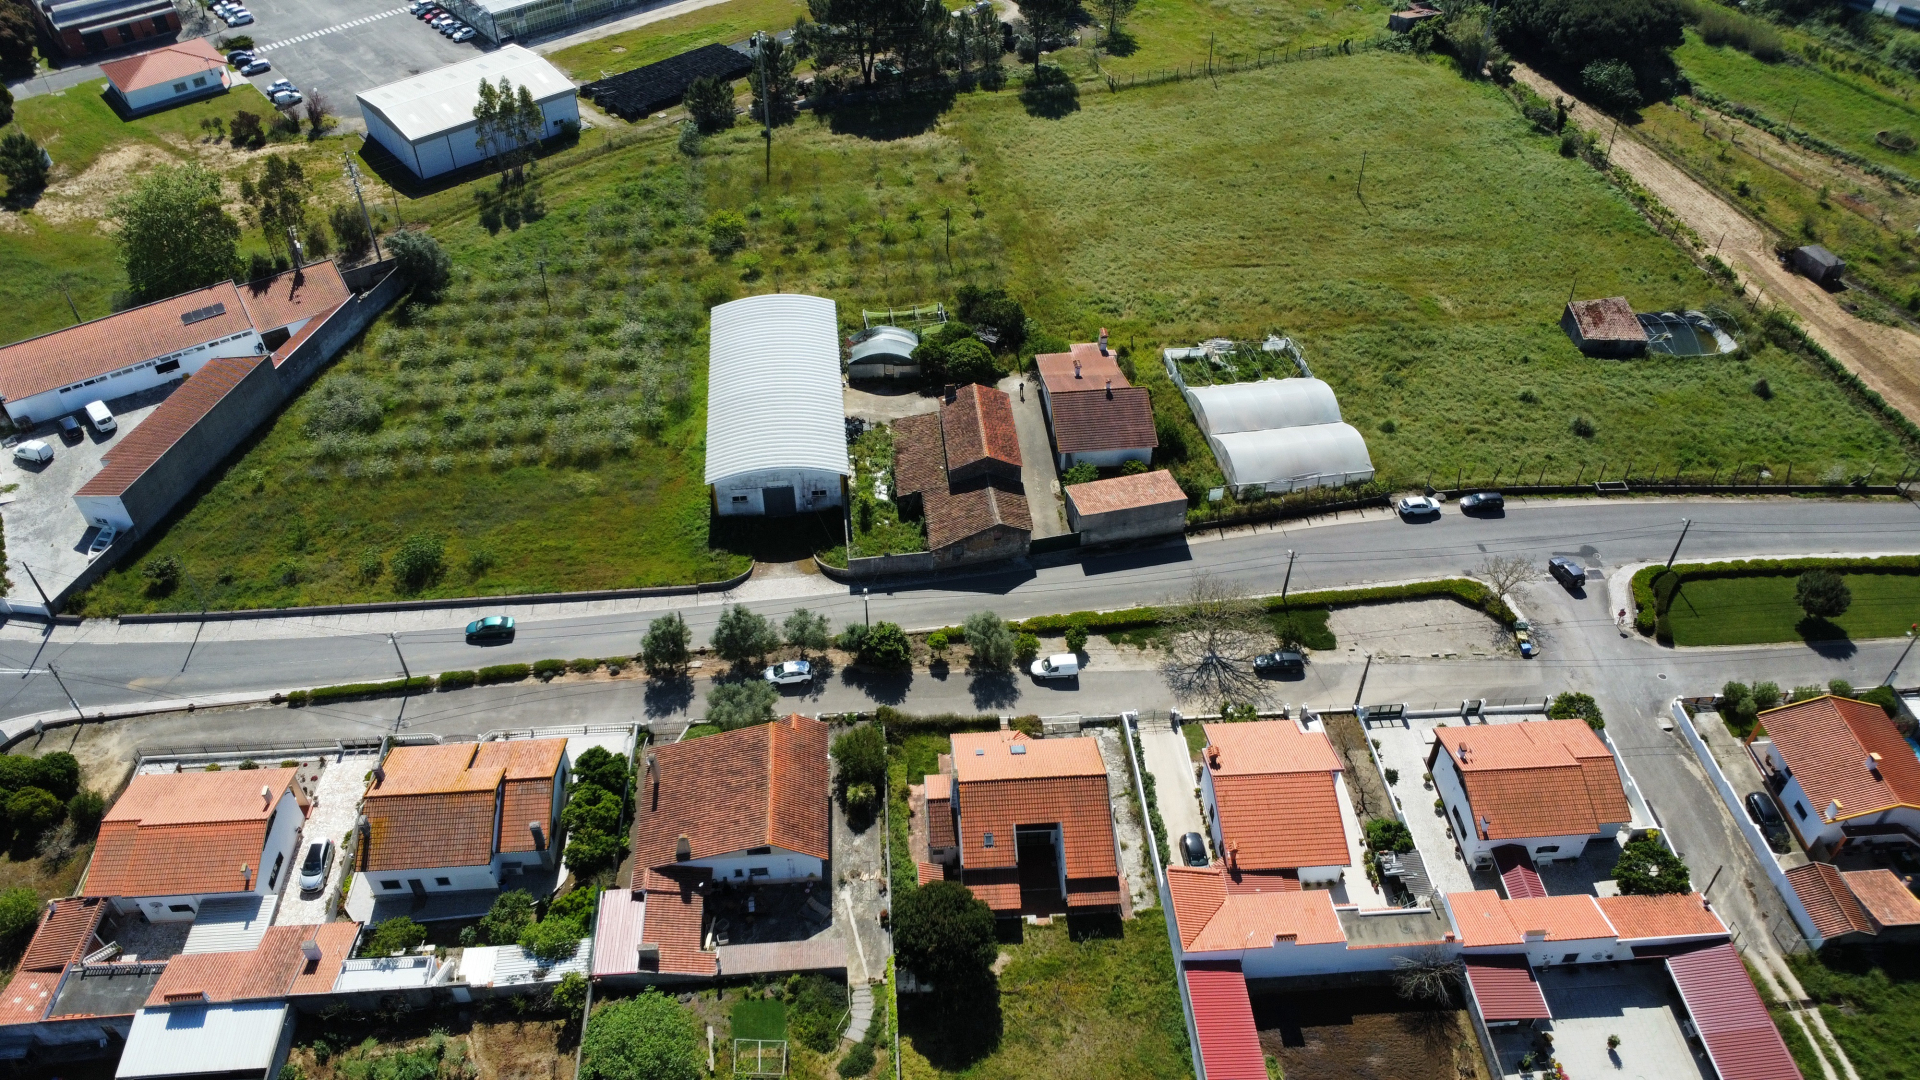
[890,411,945,500]
[75,353,269,499]
[369,743,506,797]
[1464,954,1552,1022]
[949,732,1116,910]
[0,279,253,405]
[923,772,951,800]
[1595,893,1728,942]
[1447,891,1617,947]
[147,923,358,1006]
[952,730,1105,782]
[237,263,351,336]
[1202,722,1348,871]
[1166,865,1346,952]
[86,770,299,898]
[1048,387,1157,454]
[1841,869,1920,929]
[364,791,496,871]
[916,861,944,886]
[940,384,1021,474]
[473,739,567,855]
[631,716,829,891]
[924,776,956,850]
[1036,342,1128,396]
[1223,868,1300,894]
[1785,863,1873,941]
[1432,720,1631,840]
[1066,469,1187,516]
[362,739,565,870]
[960,866,1021,911]
[640,875,718,977]
[1755,696,1920,821]
[1565,297,1647,343]
[1203,720,1343,776]
[18,897,107,973]
[892,411,1031,552]
[99,37,225,93]
[0,972,59,1025]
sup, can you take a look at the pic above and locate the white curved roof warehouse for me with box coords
[705,294,851,516]
[1186,378,1342,436]
[1210,424,1374,490]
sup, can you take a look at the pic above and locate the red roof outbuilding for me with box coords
[1184,961,1267,1080]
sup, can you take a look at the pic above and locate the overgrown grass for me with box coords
[1096,0,1393,78]
[547,0,809,79]
[1663,572,1920,645]
[1789,946,1920,1080]
[851,423,927,556]
[953,52,1912,489]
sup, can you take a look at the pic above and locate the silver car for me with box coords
[763,660,813,686]
[296,839,333,893]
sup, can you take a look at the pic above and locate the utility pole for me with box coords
[755,31,772,183]
[1884,625,1919,686]
[390,632,412,732]
[537,259,551,315]
[1280,549,1296,610]
[1606,117,1620,160]
[943,205,952,261]
[1356,150,1366,205]
[344,152,382,261]
[1352,653,1372,711]
[1665,517,1692,569]
[45,663,83,721]
[863,587,871,628]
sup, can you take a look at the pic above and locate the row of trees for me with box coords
[560,745,631,878]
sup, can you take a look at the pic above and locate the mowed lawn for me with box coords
[547,0,807,79]
[1664,572,1920,645]
[952,52,1914,488]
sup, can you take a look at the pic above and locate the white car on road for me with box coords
[1030,653,1080,680]
[763,660,813,686]
[1396,494,1441,517]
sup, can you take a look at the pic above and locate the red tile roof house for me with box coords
[82,768,310,923]
[1034,333,1157,471]
[1063,468,1188,545]
[1199,720,1360,892]
[99,38,230,117]
[598,716,830,982]
[890,383,1032,569]
[1426,719,1638,871]
[1784,862,1920,945]
[927,730,1122,916]
[354,739,569,911]
[1745,694,1920,858]
[1560,297,1649,358]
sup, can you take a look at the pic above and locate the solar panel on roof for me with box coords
[181,302,227,326]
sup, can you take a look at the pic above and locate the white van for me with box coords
[1031,653,1081,680]
[11,439,52,465]
[84,400,115,434]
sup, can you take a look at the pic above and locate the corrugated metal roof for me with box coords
[181,895,275,955]
[356,46,574,143]
[1464,955,1551,1022]
[1183,961,1267,1080]
[461,940,590,987]
[704,294,850,484]
[591,890,645,978]
[1493,846,1547,900]
[1666,943,1803,1080]
[117,1002,289,1079]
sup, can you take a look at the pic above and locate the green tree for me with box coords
[1612,832,1690,895]
[580,992,702,1080]
[519,913,584,963]
[238,154,310,261]
[783,608,832,658]
[329,202,373,261]
[550,970,588,1013]
[1064,621,1089,653]
[643,612,693,676]
[1019,0,1082,71]
[0,886,39,942]
[0,130,47,197]
[799,0,899,86]
[386,229,452,300]
[954,285,1026,352]
[1796,570,1852,619]
[363,916,427,955]
[962,610,1015,670]
[858,621,911,668]
[748,34,800,126]
[109,164,241,303]
[32,754,78,802]
[6,787,62,835]
[66,790,105,838]
[1495,0,1682,70]
[942,338,998,385]
[707,679,779,729]
[1063,462,1099,486]
[1099,0,1137,42]
[1014,631,1040,662]
[1548,691,1605,730]
[562,784,622,836]
[683,75,736,133]
[1364,818,1415,854]
[0,1,32,80]
[1579,58,1640,112]
[475,890,535,945]
[831,724,887,803]
[894,880,997,989]
[563,827,625,877]
[573,746,630,801]
[712,604,779,665]
[390,533,444,591]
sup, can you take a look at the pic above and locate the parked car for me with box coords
[226,11,254,25]
[1030,653,1080,680]
[1253,650,1306,677]
[84,400,115,434]
[227,48,254,65]
[266,78,294,94]
[58,415,82,442]
[1547,556,1587,588]
[240,59,272,76]
[1745,791,1791,853]
[1459,490,1504,513]
[417,8,443,20]
[763,660,813,686]
[1179,832,1208,867]
[451,26,475,40]
[465,614,514,640]
[1396,494,1441,518]
[271,89,302,106]
[297,839,334,893]
[11,439,52,465]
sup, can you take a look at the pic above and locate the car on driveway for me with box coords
[1179,832,1208,867]
[12,439,52,465]
[58,415,81,442]
[465,614,514,641]
[1459,490,1504,513]
[1031,653,1079,680]
[763,660,813,687]
[1253,650,1305,677]
[1745,791,1791,853]
[1396,494,1441,518]
[1548,556,1587,588]
[240,59,272,76]
[297,839,333,893]
[271,89,302,106]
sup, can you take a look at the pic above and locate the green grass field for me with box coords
[731,997,788,1041]
[548,0,808,79]
[1092,0,1392,78]
[1664,572,1920,645]
[1790,946,1920,1080]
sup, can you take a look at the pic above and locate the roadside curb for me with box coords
[0,690,289,751]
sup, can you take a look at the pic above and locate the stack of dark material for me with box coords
[581,43,755,120]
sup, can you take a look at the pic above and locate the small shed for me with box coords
[1790,245,1845,286]
[1388,6,1440,32]
[1561,297,1649,358]
[847,325,920,380]
[1065,469,1189,545]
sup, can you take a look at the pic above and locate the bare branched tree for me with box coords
[303,91,331,134]
[1477,555,1537,602]
[1161,573,1269,706]
[1392,947,1464,1006]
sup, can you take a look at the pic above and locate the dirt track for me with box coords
[1514,65,1920,427]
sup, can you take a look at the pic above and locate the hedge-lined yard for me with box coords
[1632,555,1920,645]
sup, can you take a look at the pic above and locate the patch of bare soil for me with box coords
[1253,986,1489,1080]
[289,1013,575,1080]
[1513,63,1920,428]
[11,143,172,228]
[1329,598,1510,661]
[1323,711,1392,824]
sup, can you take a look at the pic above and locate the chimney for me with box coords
[372,765,386,786]
[1099,328,1109,355]
[300,939,322,962]
[1206,746,1221,769]
[1226,841,1238,870]
[1073,358,1082,379]
[675,834,692,861]
[261,785,271,808]
[241,863,252,890]
[529,821,547,851]
[1478,815,1491,840]
[1868,753,1883,777]
[647,753,660,811]
[1458,743,1471,764]
[1105,379,1113,399]
[1826,799,1844,822]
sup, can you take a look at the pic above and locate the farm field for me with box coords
[545,0,809,80]
[1089,0,1393,78]
[1662,571,1920,645]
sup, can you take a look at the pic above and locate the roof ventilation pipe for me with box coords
[1099,328,1109,355]
[261,785,271,807]
[530,821,547,850]
[675,834,692,861]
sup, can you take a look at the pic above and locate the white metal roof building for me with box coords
[1210,424,1375,491]
[1186,378,1342,437]
[356,46,578,180]
[117,1002,292,1080]
[705,294,851,517]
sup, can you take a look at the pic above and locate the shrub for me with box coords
[580,991,702,1080]
[569,657,601,674]
[1063,462,1099,486]
[1064,622,1089,652]
[533,658,567,679]
[706,679,778,729]
[363,916,427,955]
[787,975,849,1053]
[0,887,40,942]
[550,970,588,1014]
[475,890,535,945]
[962,610,1015,670]
[1613,832,1691,895]
[230,110,266,148]
[1795,569,1851,619]
[837,1043,875,1077]
[894,880,997,990]
[1014,632,1040,662]
[954,284,1026,352]
[66,790,106,838]
[330,202,372,260]
[706,209,747,256]
[836,622,870,653]
[6,787,62,835]
[562,784,621,836]
[1580,59,1641,112]
[438,669,477,690]
[390,532,445,591]
[1790,684,1825,703]
[573,747,629,800]
[643,611,693,675]
[1752,378,1773,399]
[33,753,78,801]
[941,338,998,385]
[832,725,888,804]
[560,827,622,876]
[858,622,912,669]
[142,554,183,596]
[1548,691,1604,729]
[1364,817,1415,854]
[477,663,531,684]
[386,229,452,300]
[519,913,584,964]
[926,631,949,658]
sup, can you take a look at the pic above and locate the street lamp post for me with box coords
[1665,518,1692,569]
[1884,624,1919,686]
[863,587,871,629]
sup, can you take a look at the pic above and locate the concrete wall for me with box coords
[1067,499,1185,546]
[108,353,283,535]
[274,264,403,391]
[713,467,846,517]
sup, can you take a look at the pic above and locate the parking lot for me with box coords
[215,0,486,125]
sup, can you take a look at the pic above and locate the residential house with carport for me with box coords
[1745,694,1920,858]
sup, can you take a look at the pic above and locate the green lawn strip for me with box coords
[954,53,1908,485]
[1018,577,1513,636]
[1181,722,1205,760]
[1788,947,1920,1080]
[730,996,787,1042]
[1099,0,1393,78]
[681,723,724,741]
[1664,572,1920,646]
[547,0,809,78]
[1630,555,1920,641]
[1744,955,1828,1080]
[10,79,282,177]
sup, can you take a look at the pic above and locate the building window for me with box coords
[983,832,995,848]
[192,76,206,87]
[152,14,168,31]
[155,359,180,374]
[747,846,772,855]
[436,877,451,886]
[748,867,769,877]
[168,904,193,913]
[172,81,188,93]
[731,495,748,503]
[268,852,285,888]
[734,868,744,878]
[1560,953,1578,964]
[1794,802,1808,820]
[382,880,402,890]
[1534,845,1559,854]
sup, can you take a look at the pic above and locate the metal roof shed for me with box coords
[356,47,579,179]
[705,294,851,516]
[1666,943,1803,1080]
[1186,378,1342,436]
[117,1002,292,1080]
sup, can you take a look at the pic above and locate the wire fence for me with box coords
[1104,36,1382,93]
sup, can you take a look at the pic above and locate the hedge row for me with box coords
[285,657,634,704]
[874,706,1005,740]
[1631,555,1920,641]
[1010,578,1515,636]
[286,676,435,707]
[478,663,532,685]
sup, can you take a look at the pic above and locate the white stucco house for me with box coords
[99,39,229,116]
[1426,719,1635,870]
[1747,694,1920,856]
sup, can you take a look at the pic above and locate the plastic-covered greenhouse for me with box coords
[1186,378,1343,436]
[1209,424,1375,491]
